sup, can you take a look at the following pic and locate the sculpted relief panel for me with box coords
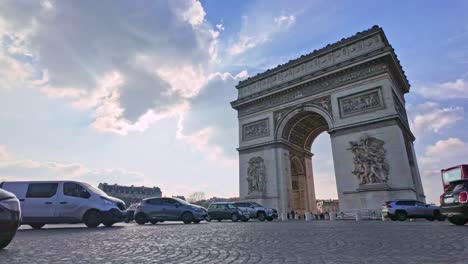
[339,88,384,118]
[238,34,384,98]
[349,135,390,185]
[243,118,270,141]
[247,157,267,195]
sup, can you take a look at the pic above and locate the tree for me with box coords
[187,191,206,203]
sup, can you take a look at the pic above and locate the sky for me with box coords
[0,0,467,204]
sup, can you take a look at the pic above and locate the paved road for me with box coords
[1,220,467,264]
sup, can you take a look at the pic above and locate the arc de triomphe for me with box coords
[231,26,425,215]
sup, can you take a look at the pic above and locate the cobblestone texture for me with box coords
[1,220,468,264]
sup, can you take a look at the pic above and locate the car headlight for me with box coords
[0,198,20,212]
[193,207,203,212]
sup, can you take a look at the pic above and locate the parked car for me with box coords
[382,200,444,221]
[125,203,139,223]
[0,181,127,228]
[134,197,208,225]
[0,188,21,249]
[207,202,250,222]
[440,179,468,225]
[232,201,278,221]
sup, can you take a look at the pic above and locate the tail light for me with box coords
[459,191,468,203]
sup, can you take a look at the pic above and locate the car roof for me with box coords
[210,202,233,205]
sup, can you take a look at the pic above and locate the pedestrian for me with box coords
[287,212,290,219]
[291,210,295,219]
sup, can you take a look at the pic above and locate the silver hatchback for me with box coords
[134,197,208,225]
[382,200,444,221]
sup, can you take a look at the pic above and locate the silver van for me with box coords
[0,181,127,228]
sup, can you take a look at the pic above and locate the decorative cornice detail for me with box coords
[235,60,389,117]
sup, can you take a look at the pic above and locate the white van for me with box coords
[0,181,127,228]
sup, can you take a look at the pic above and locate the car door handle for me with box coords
[45,202,53,204]
[60,202,67,204]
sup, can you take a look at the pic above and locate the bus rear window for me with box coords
[443,168,462,184]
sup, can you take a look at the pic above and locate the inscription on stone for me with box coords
[339,88,383,118]
[243,118,269,141]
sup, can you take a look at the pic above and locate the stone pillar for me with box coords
[304,155,318,214]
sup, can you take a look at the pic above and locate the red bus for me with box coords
[441,164,468,191]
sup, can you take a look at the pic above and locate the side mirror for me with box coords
[80,191,90,199]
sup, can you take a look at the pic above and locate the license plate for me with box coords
[444,197,454,204]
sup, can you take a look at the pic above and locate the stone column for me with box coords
[304,155,318,214]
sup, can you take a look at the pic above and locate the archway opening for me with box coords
[281,111,336,215]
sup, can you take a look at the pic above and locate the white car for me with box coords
[0,181,127,228]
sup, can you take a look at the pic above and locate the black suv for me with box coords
[207,202,250,222]
[0,188,21,249]
[440,179,468,225]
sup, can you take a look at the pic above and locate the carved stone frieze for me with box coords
[237,62,388,117]
[349,135,390,185]
[242,118,270,141]
[339,88,384,118]
[238,33,385,98]
[247,157,267,194]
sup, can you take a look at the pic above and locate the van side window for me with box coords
[64,182,90,199]
[147,198,162,205]
[26,183,58,198]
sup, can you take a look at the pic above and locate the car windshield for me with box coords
[250,202,262,207]
[442,168,462,184]
[227,204,237,209]
[81,182,108,196]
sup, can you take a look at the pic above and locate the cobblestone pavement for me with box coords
[1,220,468,264]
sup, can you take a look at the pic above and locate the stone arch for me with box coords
[231,26,426,215]
[276,105,332,151]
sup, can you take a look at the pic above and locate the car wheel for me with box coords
[83,210,102,228]
[30,223,45,229]
[448,216,468,226]
[231,213,239,222]
[0,236,14,250]
[182,212,194,224]
[135,213,148,225]
[193,220,201,224]
[150,220,158,225]
[257,212,266,221]
[389,215,397,221]
[395,211,407,221]
[205,216,211,222]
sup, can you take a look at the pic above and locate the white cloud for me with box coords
[228,14,296,56]
[0,145,145,187]
[409,102,464,136]
[414,76,468,99]
[418,138,468,204]
[274,15,296,29]
[0,0,223,135]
